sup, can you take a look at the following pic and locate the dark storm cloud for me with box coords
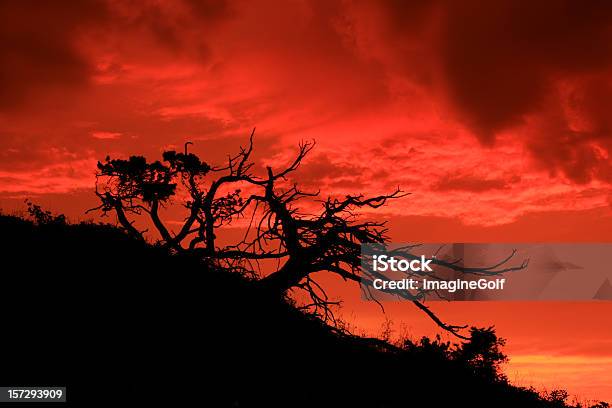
[434,173,519,192]
[0,0,109,109]
[0,0,232,111]
[111,0,232,62]
[439,0,612,141]
[376,0,612,183]
[2,0,612,189]
[526,82,612,184]
[294,153,364,189]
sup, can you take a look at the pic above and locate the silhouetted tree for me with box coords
[547,390,570,408]
[89,130,526,338]
[452,326,508,381]
[25,200,66,225]
[405,327,508,381]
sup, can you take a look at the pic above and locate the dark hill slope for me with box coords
[0,214,574,407]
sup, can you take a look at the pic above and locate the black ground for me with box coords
[0,214,597,407]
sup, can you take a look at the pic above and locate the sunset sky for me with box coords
[1,0,611,403]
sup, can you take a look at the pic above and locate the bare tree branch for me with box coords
[89,132,526,339]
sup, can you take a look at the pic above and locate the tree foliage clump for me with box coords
[25,200,66,226]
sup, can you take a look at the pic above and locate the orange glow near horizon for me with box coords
[1,0,612,403]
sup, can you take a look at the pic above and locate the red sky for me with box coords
[1,0,612,403]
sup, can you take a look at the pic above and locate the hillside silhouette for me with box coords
[0,211,605,408]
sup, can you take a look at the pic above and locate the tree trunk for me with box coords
[257,258,306,296]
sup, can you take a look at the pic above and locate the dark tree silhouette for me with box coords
[25,199,66,226]
[452,326,508,380]
[89,130,525,338]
